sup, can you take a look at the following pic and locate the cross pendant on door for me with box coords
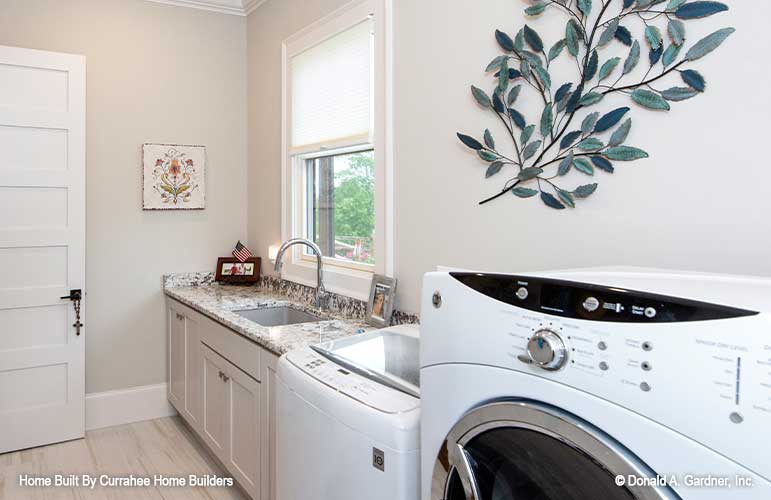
[61,289,84,336]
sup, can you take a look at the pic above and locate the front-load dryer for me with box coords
[420,269,771,500]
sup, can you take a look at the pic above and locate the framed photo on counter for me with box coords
[215,257,261,284]
[367,275,397,328]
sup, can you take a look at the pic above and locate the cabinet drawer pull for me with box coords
[176,313,184,321]
[218,370,230,382]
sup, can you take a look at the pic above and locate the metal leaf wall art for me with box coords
[458,0,735,209]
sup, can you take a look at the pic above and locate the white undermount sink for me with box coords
[234,306,322,327]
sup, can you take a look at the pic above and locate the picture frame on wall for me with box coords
[366,275,397,328]
[214,257,262,284]
[142,143,206,210]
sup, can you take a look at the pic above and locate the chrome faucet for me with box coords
[274,238,329,309]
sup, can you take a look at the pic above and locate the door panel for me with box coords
[0,45,85,453]
[168,307,186,409]
[202,345,229,462]
[229,367,260,499]
[183,314,201,429]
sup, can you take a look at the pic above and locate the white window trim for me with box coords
[280,0,393,301]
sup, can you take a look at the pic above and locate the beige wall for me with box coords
[246,0,350,277]
[248,0,771,316]
[0,0,247,393]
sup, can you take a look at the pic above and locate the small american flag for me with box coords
[232,241,252,263]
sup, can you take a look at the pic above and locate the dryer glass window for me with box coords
[462,428,636,500]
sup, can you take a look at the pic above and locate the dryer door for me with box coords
[432,401,679,500]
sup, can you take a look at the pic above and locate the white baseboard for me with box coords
[86,383,177,431]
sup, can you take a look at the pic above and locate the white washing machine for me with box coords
[276,324,421,500]
[420,268,771,500]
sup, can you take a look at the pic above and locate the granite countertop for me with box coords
[164,281,374,356]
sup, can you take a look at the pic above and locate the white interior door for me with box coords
[0,45,86,453]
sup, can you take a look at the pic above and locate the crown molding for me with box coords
[143,0,270,16]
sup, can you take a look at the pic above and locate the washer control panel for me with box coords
[286,348,419,414]
[451,272,756,323]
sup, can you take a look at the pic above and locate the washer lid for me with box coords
[312,325,420,397]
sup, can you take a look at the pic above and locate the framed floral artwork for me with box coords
[142,143,206,210]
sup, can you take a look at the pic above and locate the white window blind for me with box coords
[290,18,373,151]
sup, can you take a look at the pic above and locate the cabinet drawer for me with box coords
[199,316,261,382]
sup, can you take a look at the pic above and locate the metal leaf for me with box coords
[520,124,536,145]
[675,2,729,20]
[485,55,507,72]
[649,46,663,66]
[471,86,491,108]
[555,83,573,103]
[492,91,506,113]
[561,131,582,150]
[662,86,699,101]
[540,191,566,210]
[512,187,539,198]
[540,104,554,138]
[598,18,619,47]
[522,141,543,160]
[557,189,576,208]
[509,108,527,129]
[604,146,649,161]
[486,161,505,178]
[548,39,567,61]
[584,50,599,81]
[680,69,706,92]
[662,44,682,67]
[558,151,574,176]
[668,20,686,46]
[667,0,687,8]
[514,29,525,52]
[594,107,630,133]
[507,85,522,106]
[591,156,614,173]
[457,133,483,150]
[578,92,604,107]
[577,0,592,17]
[598,57,621,81]
[631,89,671,111]
[573,183,598,198]
[685,28,735,61]
[623,40,640,75]
[615,25,632,46]
[608,118,632,147]
[523,25,544,53]
[495,30,515,52]
[646,25,663,50]
[577,138,604,151]
[566,20,581,57]
[573,157,595,175]
[484,129,495,149]
[518,165,543,180]
[534,66,552,90]
[525,2,547,16]
[581,112,600,134]
[478,150,499,162]
[498,58,509,92]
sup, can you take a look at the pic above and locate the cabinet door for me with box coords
[261,352,279,500]
[183,314,201,430]
[228,364,261,500]
[201,344,230,462]
[168,305,186,411]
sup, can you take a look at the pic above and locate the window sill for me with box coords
[280,259,373,302]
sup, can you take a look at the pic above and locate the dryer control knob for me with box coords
[526,329,568,371]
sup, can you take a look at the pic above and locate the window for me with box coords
[304,147,375,265]
[282,0,390,299]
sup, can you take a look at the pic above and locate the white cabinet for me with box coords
[167,297,278,500]
[167,301,201,431]
[201,343,261,499]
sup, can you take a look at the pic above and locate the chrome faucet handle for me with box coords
[315,290,331,311]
